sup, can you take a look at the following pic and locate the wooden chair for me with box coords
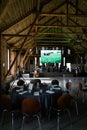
[56,94,73,130]
[49,93,78,130]
[0,94,20,130]
[21,98,41,130]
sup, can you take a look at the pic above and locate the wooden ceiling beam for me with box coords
[40,13,87,17]
[36,39,73,42]
[1,33,80,38]
[36,36,75,39]
[37,43,70,46]
[2,34,32,37]
[35,24,87,28]
[36,40,69,43]
[3,30,84,37]
[31,32,83,35]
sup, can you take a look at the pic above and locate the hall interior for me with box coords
[1,1,87,130]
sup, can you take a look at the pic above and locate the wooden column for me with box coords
[0,35,8,82]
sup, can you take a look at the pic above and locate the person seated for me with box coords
[51,79,61,90]
[50,79,62,107]
[49,80,62,93]
[66,81,72,92]
[66,81,76,97]
[17,79,25,86]
[34,70,39,78]
[8,79,25,94]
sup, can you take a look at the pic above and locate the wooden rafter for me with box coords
[0,8,36,33]
[40,13,87,17]
[35,25,87,28]
[31,32,83,35]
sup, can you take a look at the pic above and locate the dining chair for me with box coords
[21,98,41,130]
[56,94,73,130]
[0,93,20,130]
[49,93,78,130]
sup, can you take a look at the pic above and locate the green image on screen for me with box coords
[41,50,62,63]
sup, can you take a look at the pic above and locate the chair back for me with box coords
[22,98,41,116]
[0,94,12,110]
[57,94,73,109]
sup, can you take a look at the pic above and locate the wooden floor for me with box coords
[0,97,87,130]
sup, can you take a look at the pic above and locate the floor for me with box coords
[0,95,87,130]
